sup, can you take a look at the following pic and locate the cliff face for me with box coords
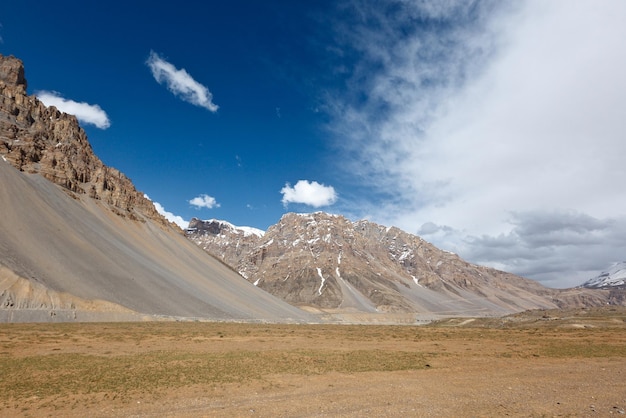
[0,54,166,225]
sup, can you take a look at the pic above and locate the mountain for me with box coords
[188,212,625,317]
[582,262,626,289]
[0,55,165,226]
[0,53,315,323]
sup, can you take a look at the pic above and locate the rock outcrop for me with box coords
[0,54,167,225]
[189,212,620,315]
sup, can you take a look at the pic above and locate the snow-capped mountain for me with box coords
[187,212,621,315]
[187,218,264,239]
[582,262,626,289]
[186,218,265,273]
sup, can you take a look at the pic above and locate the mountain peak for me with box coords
[0,54,27,90]
[0,53,168,227]
[582,262,626,289]
[187,218,264,238]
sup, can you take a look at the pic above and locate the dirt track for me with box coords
[1,309,625,417]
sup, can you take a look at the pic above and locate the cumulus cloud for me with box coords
[36,91,110,129]
[281,180,337,208]
[189,194,220,209]
[144,194,188,229]
[146,51,218,112]
[327,0,626,287]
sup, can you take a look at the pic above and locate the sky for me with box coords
[1,0,625,288]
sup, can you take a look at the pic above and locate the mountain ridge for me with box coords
[188,212,626,316]
[0,54,169,227]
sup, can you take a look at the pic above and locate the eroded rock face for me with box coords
[0,54,167,225]
[189,212,616,314]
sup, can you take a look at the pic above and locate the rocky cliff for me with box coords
[0,54,167,225]
[188,212,621,315]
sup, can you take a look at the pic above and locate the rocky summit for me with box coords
[0,54,164,225]
[188,212,624,316]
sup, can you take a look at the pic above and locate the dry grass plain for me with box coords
[1,307,625,417]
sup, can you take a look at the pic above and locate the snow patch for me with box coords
[316,267,326,295]
[412,275,423,287]
[398,249,412,261]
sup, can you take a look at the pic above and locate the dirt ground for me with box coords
[1,307,626,417]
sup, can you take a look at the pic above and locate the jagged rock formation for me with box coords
[189,212,623,315]
[0,54,166,225]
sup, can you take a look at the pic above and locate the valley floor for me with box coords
[1,307,625,417]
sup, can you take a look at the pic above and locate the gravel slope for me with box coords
[0,160,316,322]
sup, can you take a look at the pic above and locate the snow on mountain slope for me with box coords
[582,262,626,289]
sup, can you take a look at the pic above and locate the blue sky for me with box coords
[2,1,626,288]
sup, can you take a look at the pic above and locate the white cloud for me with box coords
[189,194,220,209]
[146,51,218,112]
[328,0,626,287]
[144,194,189,229]
[281,180,337,207]
[36,91,110,129]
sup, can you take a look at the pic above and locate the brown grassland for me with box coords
[1,306,625,417]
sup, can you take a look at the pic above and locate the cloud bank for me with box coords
[189,194,220,209]
[36,91,111,129]
[281,180,337,208]
[146,51,218,112]
[327,0,626,287]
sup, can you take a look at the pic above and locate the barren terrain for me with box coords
[1,307,625,417]
[0,160,313,323]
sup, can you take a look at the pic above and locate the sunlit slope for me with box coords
[0,160,315,322]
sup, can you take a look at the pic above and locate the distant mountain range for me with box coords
[187,213,626,316]
[581,262,626,289]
